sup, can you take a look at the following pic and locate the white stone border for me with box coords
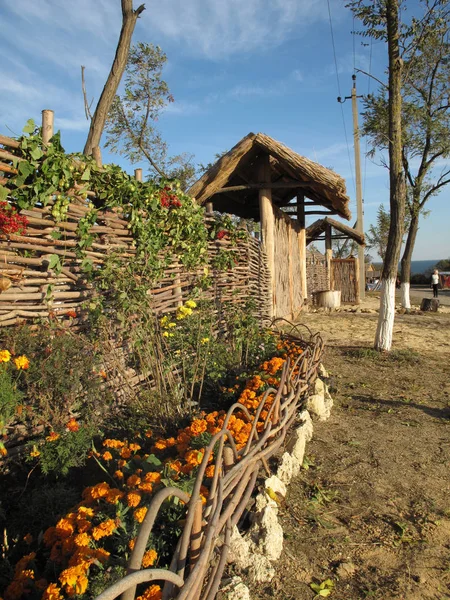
[221,366,333,598]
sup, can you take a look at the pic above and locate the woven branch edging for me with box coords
[94,327,324,600]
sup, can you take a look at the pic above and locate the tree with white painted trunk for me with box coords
[348,0,406,351]
[358,0,450,310]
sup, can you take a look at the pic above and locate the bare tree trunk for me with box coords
[375,0,406,351]
[400,211,419,309]
[83,0,145,156]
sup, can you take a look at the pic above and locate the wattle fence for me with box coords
[94,326,323,600]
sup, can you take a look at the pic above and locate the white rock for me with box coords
[247,553,276,583]
[306,378,333,421]
[264,475,287,498]
[318,363,329,378]
[247,505,284,561]
[276,452,294,485]
[287,411,313,472]
[228,526,251,569]
[220,576,251,600]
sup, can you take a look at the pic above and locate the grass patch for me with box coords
[345,347,420,365]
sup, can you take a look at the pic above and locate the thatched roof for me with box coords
[306,217,365,246]
[188,132,351,220]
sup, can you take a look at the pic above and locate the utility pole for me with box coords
[338,74,365,301]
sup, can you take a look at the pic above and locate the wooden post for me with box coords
[134,168,143,182]
[353,255,360,305]
[41,110,54,146]
[205,201,213,215]
[325,224,333,289]
[92,146,102,168]
[258,154,275,318]
[297,194,307,302]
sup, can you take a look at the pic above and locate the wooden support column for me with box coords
[205,201,213,215]
[297,194,307,301]
[134,168,143,182]
[325,224,333,289]
[258,154,275,318]
[41,109,54,146]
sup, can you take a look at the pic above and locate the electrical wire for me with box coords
[363,37,373,201]
[327,0,356,197]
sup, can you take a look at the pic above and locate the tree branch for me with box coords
[81,66,93,121]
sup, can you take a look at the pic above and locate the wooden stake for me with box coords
[41,110,54,146]
[297,194,307,301]
[325,224,332,289]
[134,168,143,182]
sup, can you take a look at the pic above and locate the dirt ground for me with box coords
[248,293,450,600]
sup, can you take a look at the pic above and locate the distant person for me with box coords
[431,269,439,298]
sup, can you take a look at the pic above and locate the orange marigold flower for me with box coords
[66,418,79,432]
[126,474,141,487]
[98,369,107,379]
[76,519,92,533]
[46,431,60,442]
[152,439,167,451]
[126,491,142,508]
[23,533,33,545]
[43,527,57,547]
[89,482,111,500]
[129,443,141,452]
[128,538,136,551]
[144,471,162,484]
[55,518,75,539]
[205,465,215,478]
[92,519,116,540]
[0,349,11,362]
[190,419,207,435]
[95,548,110,564]
[66,309,77,318]
[74,533,90,547]
[59,565,89,595]
[102,451,113,461]
[77,506,94,518]
[103,439,124,449]
[136,584,162,600]
[134,506,148,523]
[105,489,125,504]
[247,375,264,391]
[120,447,132,459]
[145,429,152,438]
[142,549,157,568]
[114,470,124,480]
[185,448,204,468]
[41,582,63,600]
[139,482,153,494]
[14,355,29,370]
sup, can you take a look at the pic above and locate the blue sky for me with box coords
[0,0,448,261]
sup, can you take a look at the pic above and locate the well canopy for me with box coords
[188,132,351,221]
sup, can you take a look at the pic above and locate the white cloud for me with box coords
[146,0,330,59]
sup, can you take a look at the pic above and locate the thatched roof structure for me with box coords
[306,217,365,246]
[188,132,351,220]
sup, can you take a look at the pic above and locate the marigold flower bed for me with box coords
[3,336,311,600]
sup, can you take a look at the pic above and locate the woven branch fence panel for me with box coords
[330,257,358,303]
[94,327,324,600]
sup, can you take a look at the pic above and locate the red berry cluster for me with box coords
[0,201,28,236]
[159,187,182,209]
[216,230,228,240]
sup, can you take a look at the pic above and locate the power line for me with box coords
[326,0,355,197]
[363,37,373,201]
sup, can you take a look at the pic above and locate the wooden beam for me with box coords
[297,193,307,300]
[304,210,339,215]
[215,181,318,194]
[258,155,275,318]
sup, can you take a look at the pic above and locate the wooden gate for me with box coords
[330,257,359,304]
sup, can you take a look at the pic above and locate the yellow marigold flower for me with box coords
[46,431,60,442]
[103,438,124,449]
[168,322,176,328]
[41,582,63,600]
[29,446,40,458]
[0,349,11,362]
[105,489,125,504]
[200,337,210,344]
[126,491,142,508]
[134,506,148,523]
[92,519,116,541]
[162,331,169,338]
[14,355,29,370]
[142,549,157,568]
[136,584,162,600]
[74,533,90,547]
[185,300,197,308]
[127,474,141,487]
[160,315,169,327]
